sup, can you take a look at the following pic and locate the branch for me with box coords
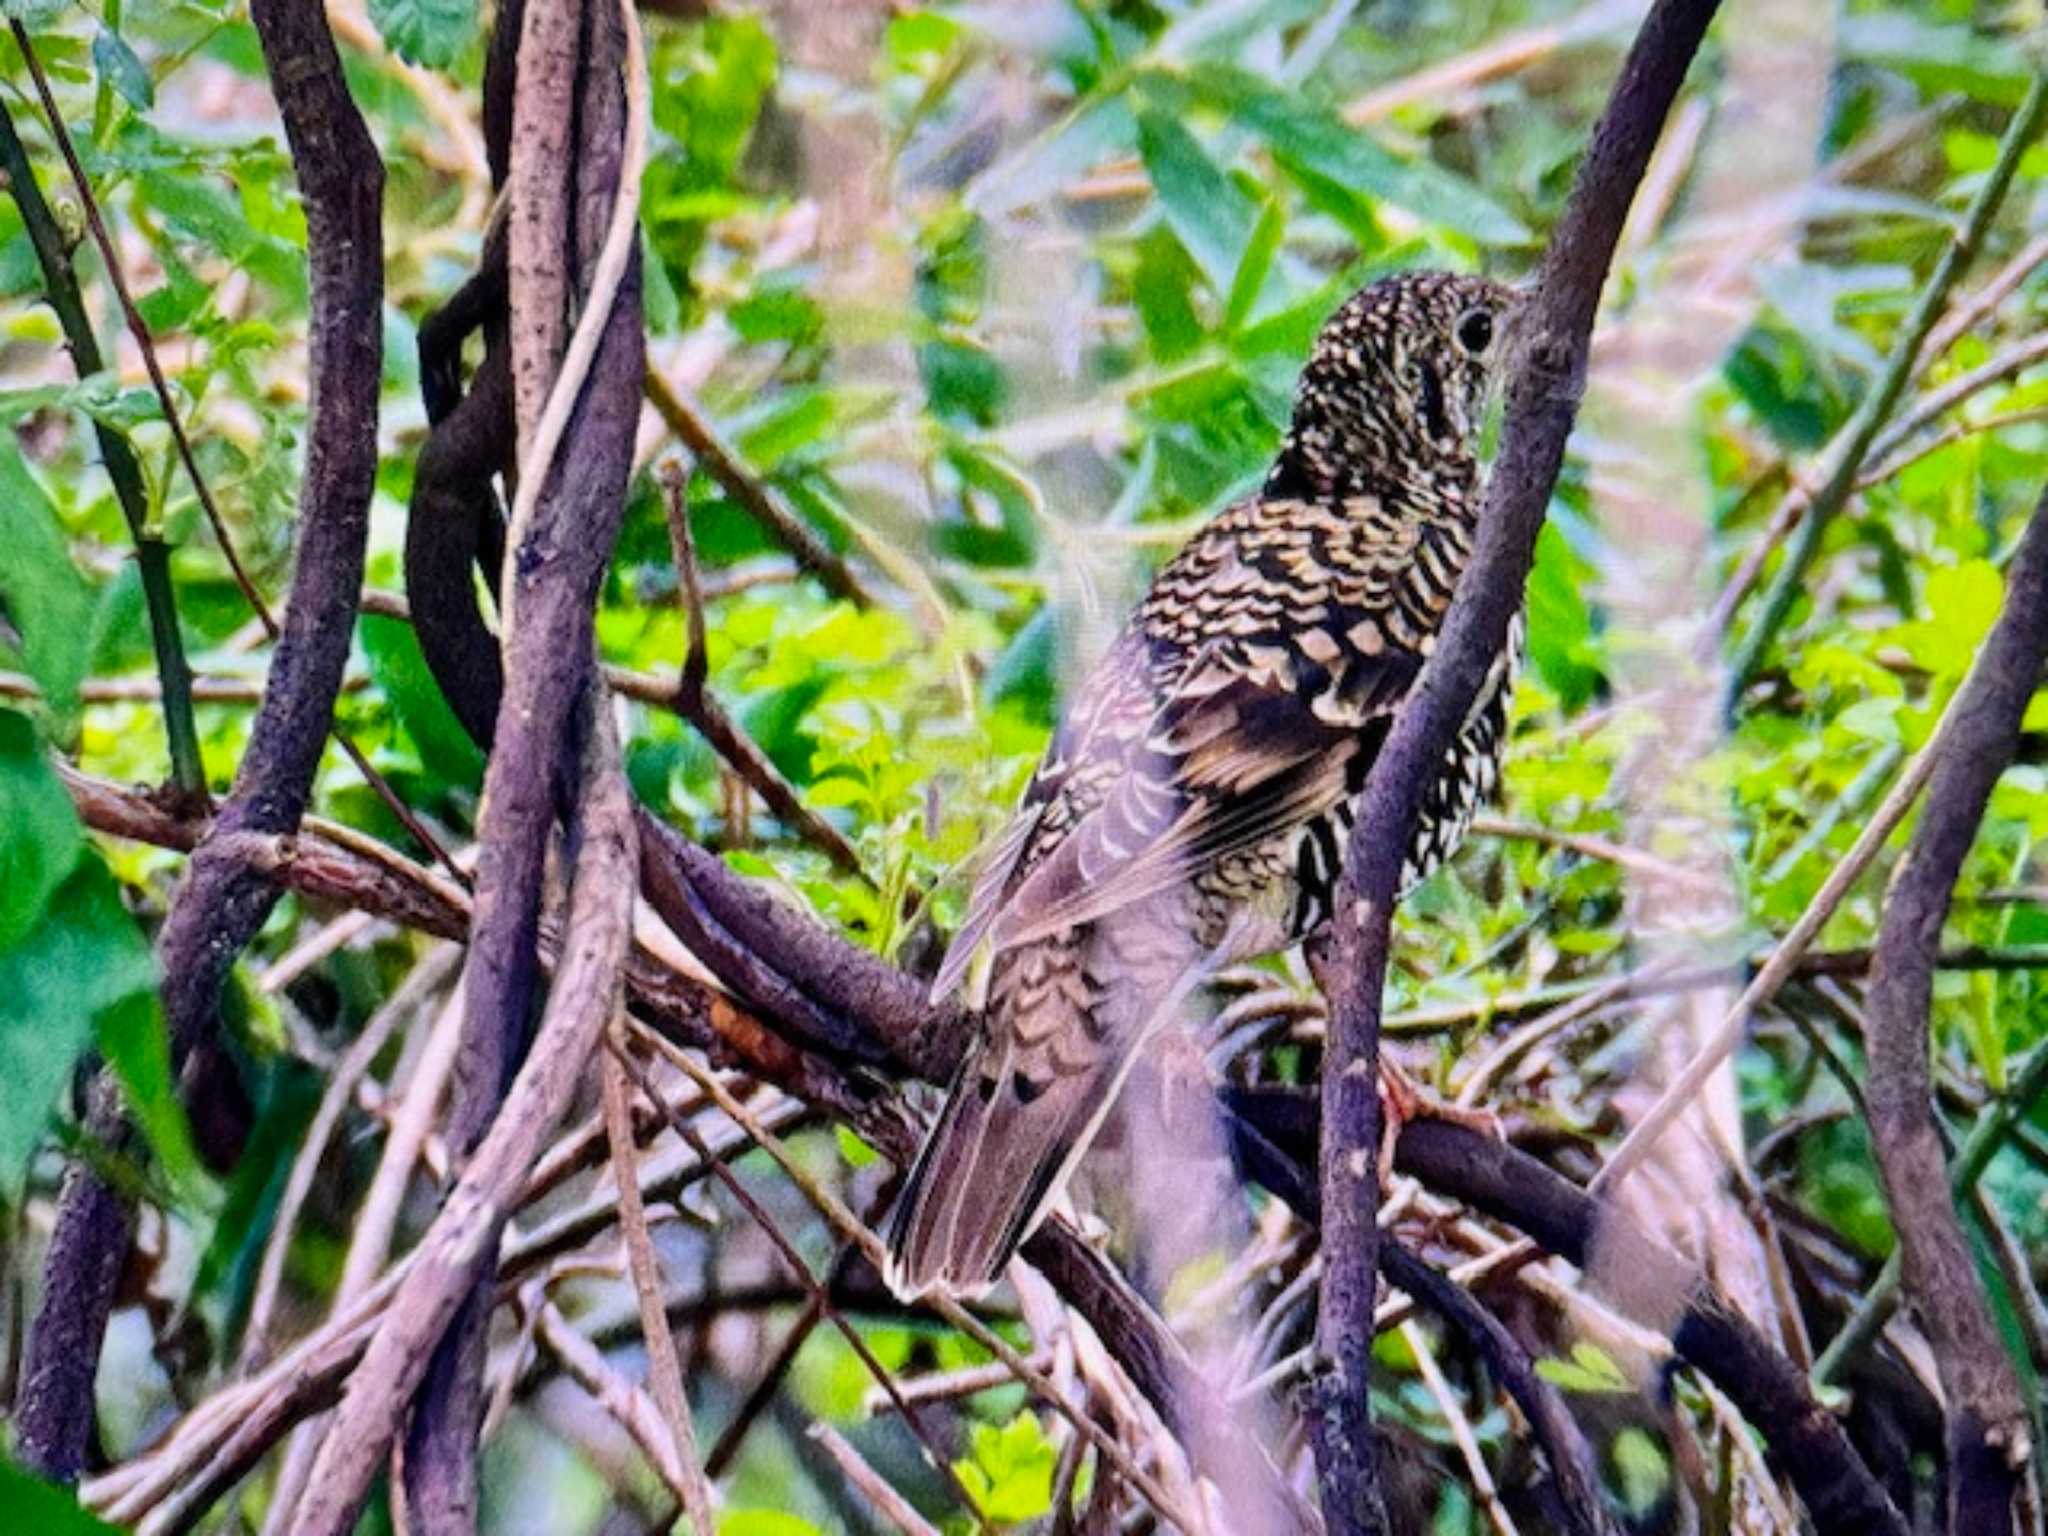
[1862,490,2048,1533]
[294,700,639,1536]
[645,365,880,608]
[1380,1242,1618,1536]
[599,1044,717,1536]
[13,0,384,1481]
[1226,1090,1909,1536]
[1313,3,1721,1529]
[1725,75,2047,695]
[0,101,204,800]
[659,460,870,879]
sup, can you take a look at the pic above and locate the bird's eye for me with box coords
[1455,307,1495,356]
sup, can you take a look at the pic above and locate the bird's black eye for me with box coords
[1455,307,1495,355]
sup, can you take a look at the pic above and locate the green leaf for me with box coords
[1224,196,1286,335]
[1168,64,1531,245]
[1533,1341,1632,1395]
[360,613,488,788]
[99,990,207,1208]
[719,1514,823,1536]
[0,709,84,950]
[1888,559,2002,679]
[0,442,96,727]
[92,28,155,109]
[954,1412,1057,1523]
[0,1462,125,1533]
[1132,224,1205,362]
[0,853,159,1202]
[367,0,475,69]
[1135,107,1257,293]
[1523,521,1601,710]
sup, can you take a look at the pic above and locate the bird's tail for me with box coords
[882,1029,1132,1301]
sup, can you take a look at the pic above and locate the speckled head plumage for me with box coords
[1270,270,1520,505]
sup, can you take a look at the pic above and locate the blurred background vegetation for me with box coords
[2,0,2046,1530]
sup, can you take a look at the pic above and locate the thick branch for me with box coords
[1312,3,1720,1529]
[295,702,639,1536]
[1862,491,2048,1534]
[404,0,645,1517]
[13,0,382,1482]
[1225,1089,1908,1536]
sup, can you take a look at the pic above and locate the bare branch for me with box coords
[294,700,639,1536]
[1863,491,2048,1533]
[1312,3,1722,1528]
[600,1042,716,1536]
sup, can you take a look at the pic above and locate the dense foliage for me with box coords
[1,0,2045,1531]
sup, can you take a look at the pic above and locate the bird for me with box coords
[885,270,1526,1300]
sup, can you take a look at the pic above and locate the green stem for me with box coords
[0,99,206,799]
[1727,74,2048,701]
[1812,1037,2048,1387]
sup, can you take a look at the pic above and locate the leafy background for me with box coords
[2,0,2046,1530]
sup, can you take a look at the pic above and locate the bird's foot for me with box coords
[1376,1057,1503,1182]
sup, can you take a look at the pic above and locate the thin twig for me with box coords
[532,1299,694,1502]
[1726,75,2047,693]
[600,1039,717,1536]
[621,1026,1204,1530]
[809,1423,945,1536]
[0,100,204,798]
[1468,815,1725,894]
[645,364,879,608]
[607,1039,997,1531]
[657,461,869,879]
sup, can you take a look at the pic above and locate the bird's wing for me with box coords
[981,653,1414,954]
[934,494,1450,979]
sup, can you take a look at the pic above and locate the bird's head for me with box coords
[1269,270,1522,507]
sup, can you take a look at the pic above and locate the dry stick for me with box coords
[262,977,472,1536]
[809,1423,946,1536]
[1379,1243,1617,1536]
[532,1300,693,1500]
[403,0,647,1517]
[1313,4,1722,1531]
[1916,231,2048,375]
[1399,1316,1521,1536]
[11,23,457,877]
[293,706,638,1536]
[10,0,389,1484]
[239,945,462,1373]
[1725,75,2047,696]
[1468,814,1724,895]
[619,1032,1203,1531]
[645,365,879,608]
[658,460,869,879]
[1861,492,2048,1534]
[0,100,203,797]
[599,1041,717,1536]
[606,1042,998,1532]
[1863,332,2048,474]
[1858,407,2048,495]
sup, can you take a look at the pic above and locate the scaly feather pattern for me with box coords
[890,271,1526,1298]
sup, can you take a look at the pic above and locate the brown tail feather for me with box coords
[882,1044,1127,1300]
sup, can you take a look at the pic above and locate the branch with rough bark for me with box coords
[1224,1087,1909,1536]
[1862,488,2048,1535]
[1311,2,1722,1528]
[11,0,383,1483]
